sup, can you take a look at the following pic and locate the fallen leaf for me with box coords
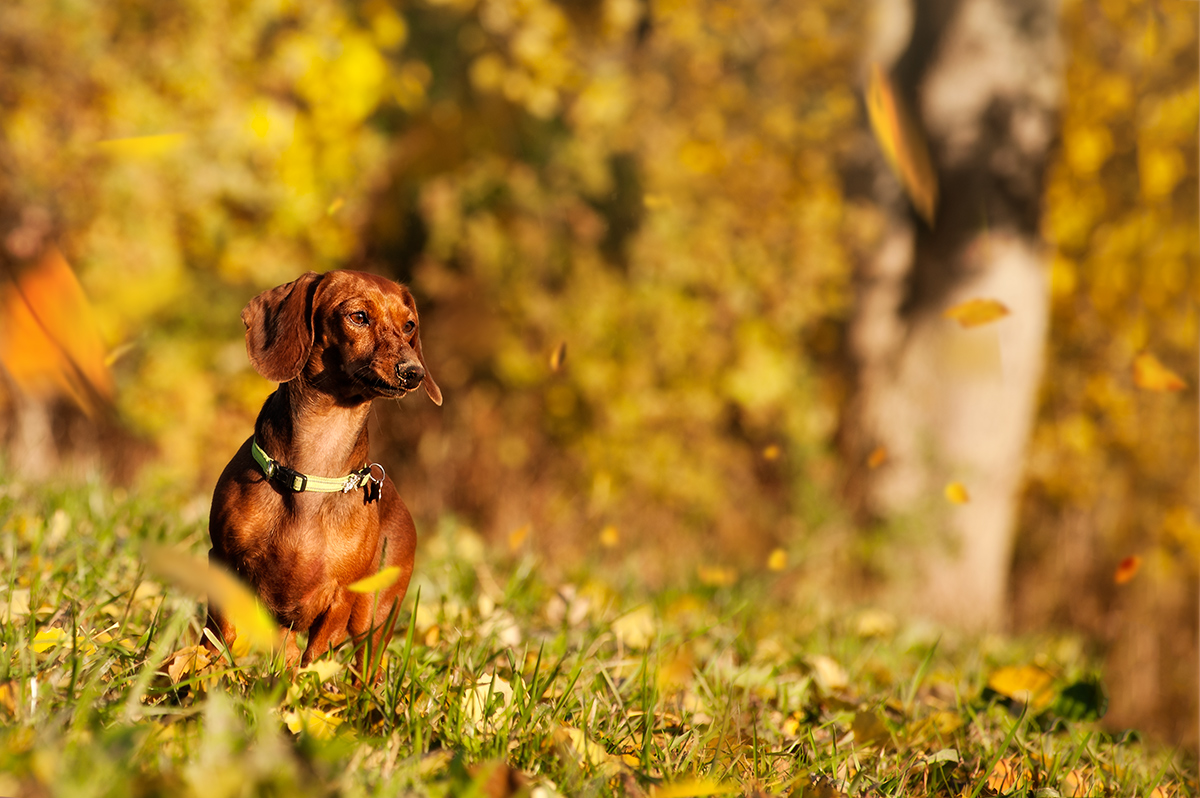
[866,63,938,225]
[1133,352,1186,392]
[1062,768,1091,797]
[165,645,213,684]
[556,725,611,769]
[986,757,1030,794]
[612,605,656,650]
[347,566,402,594]
[30,628,67,654]
[987,664,1056,711]
[943,298,1011,328]
[1114,555,1141,585]
[944,482,970,504]
[807,654,849,693]
[652,779,740,797]
[297,659,344,683]
[282,707,343,740]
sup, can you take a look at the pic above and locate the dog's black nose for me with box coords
[397,363,425,390]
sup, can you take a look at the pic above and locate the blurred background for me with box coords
[0,0,1195,744]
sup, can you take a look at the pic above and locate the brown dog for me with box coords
[204,270,441,680]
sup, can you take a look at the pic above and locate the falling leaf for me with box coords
[767,548,788,571]
[1133,352,1186,392]
[942,298,1011,328]
[507,524,530,551]
[549,341,567,372]
[866,62,938,225]
[96,133,186,158]
[867,446,888,469]
[599,525,620,548]
[987,664,1057,711]
[1114,555,1141,585]
[944,482,970,504]
[347,566,402,594]
[0,247,114,414]
[143,544,279,653]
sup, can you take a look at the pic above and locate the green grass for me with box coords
[0,478,1194,797]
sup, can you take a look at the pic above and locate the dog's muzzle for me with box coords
[397,363,425,391]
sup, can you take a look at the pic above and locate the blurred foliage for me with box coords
[1013,0,1198,742]
[0,0,1196,736]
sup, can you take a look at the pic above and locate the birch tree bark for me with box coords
[844,0,1063,628]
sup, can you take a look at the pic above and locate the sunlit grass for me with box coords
[0,477,1194,797]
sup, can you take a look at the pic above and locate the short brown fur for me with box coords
[204,270,441,681]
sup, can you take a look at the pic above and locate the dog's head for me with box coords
[242,270,442,406]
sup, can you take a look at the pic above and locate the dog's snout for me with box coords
[397,363,425,390]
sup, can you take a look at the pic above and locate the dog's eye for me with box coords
[402,320,416,335]
[350,311,369,326]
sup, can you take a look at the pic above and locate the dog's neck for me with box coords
[254,380,373,477]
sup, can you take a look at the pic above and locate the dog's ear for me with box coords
[401,287,442,407]
[242,271,325,383]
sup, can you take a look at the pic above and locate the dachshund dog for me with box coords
[204,270,441,681]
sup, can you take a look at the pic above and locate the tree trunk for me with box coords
[844,0,1062,628]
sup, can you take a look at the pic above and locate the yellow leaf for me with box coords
[1133,352,1186,392]
[165,645,213,684]
[143,545,279,652]
[1114,555,1141,585]
[944,482,970,504]
[806,654,849,693]
[556,725,610,768]
[697,565,736,587]
[346,566,402,594]
[549,341,567,372]
[987,664,1056,710]
[986,757,1030,794]
[1062,768,1091,798]
[507,524,531,552]
[943,298,1011,328]
[297,659,344,683]
[612,605,656,649]
[282,707,343,740]
[652,779,740,797]
[30,628,67,654]
[96,133,187,158]
[866,63,938,225]
[767,548,788,572]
